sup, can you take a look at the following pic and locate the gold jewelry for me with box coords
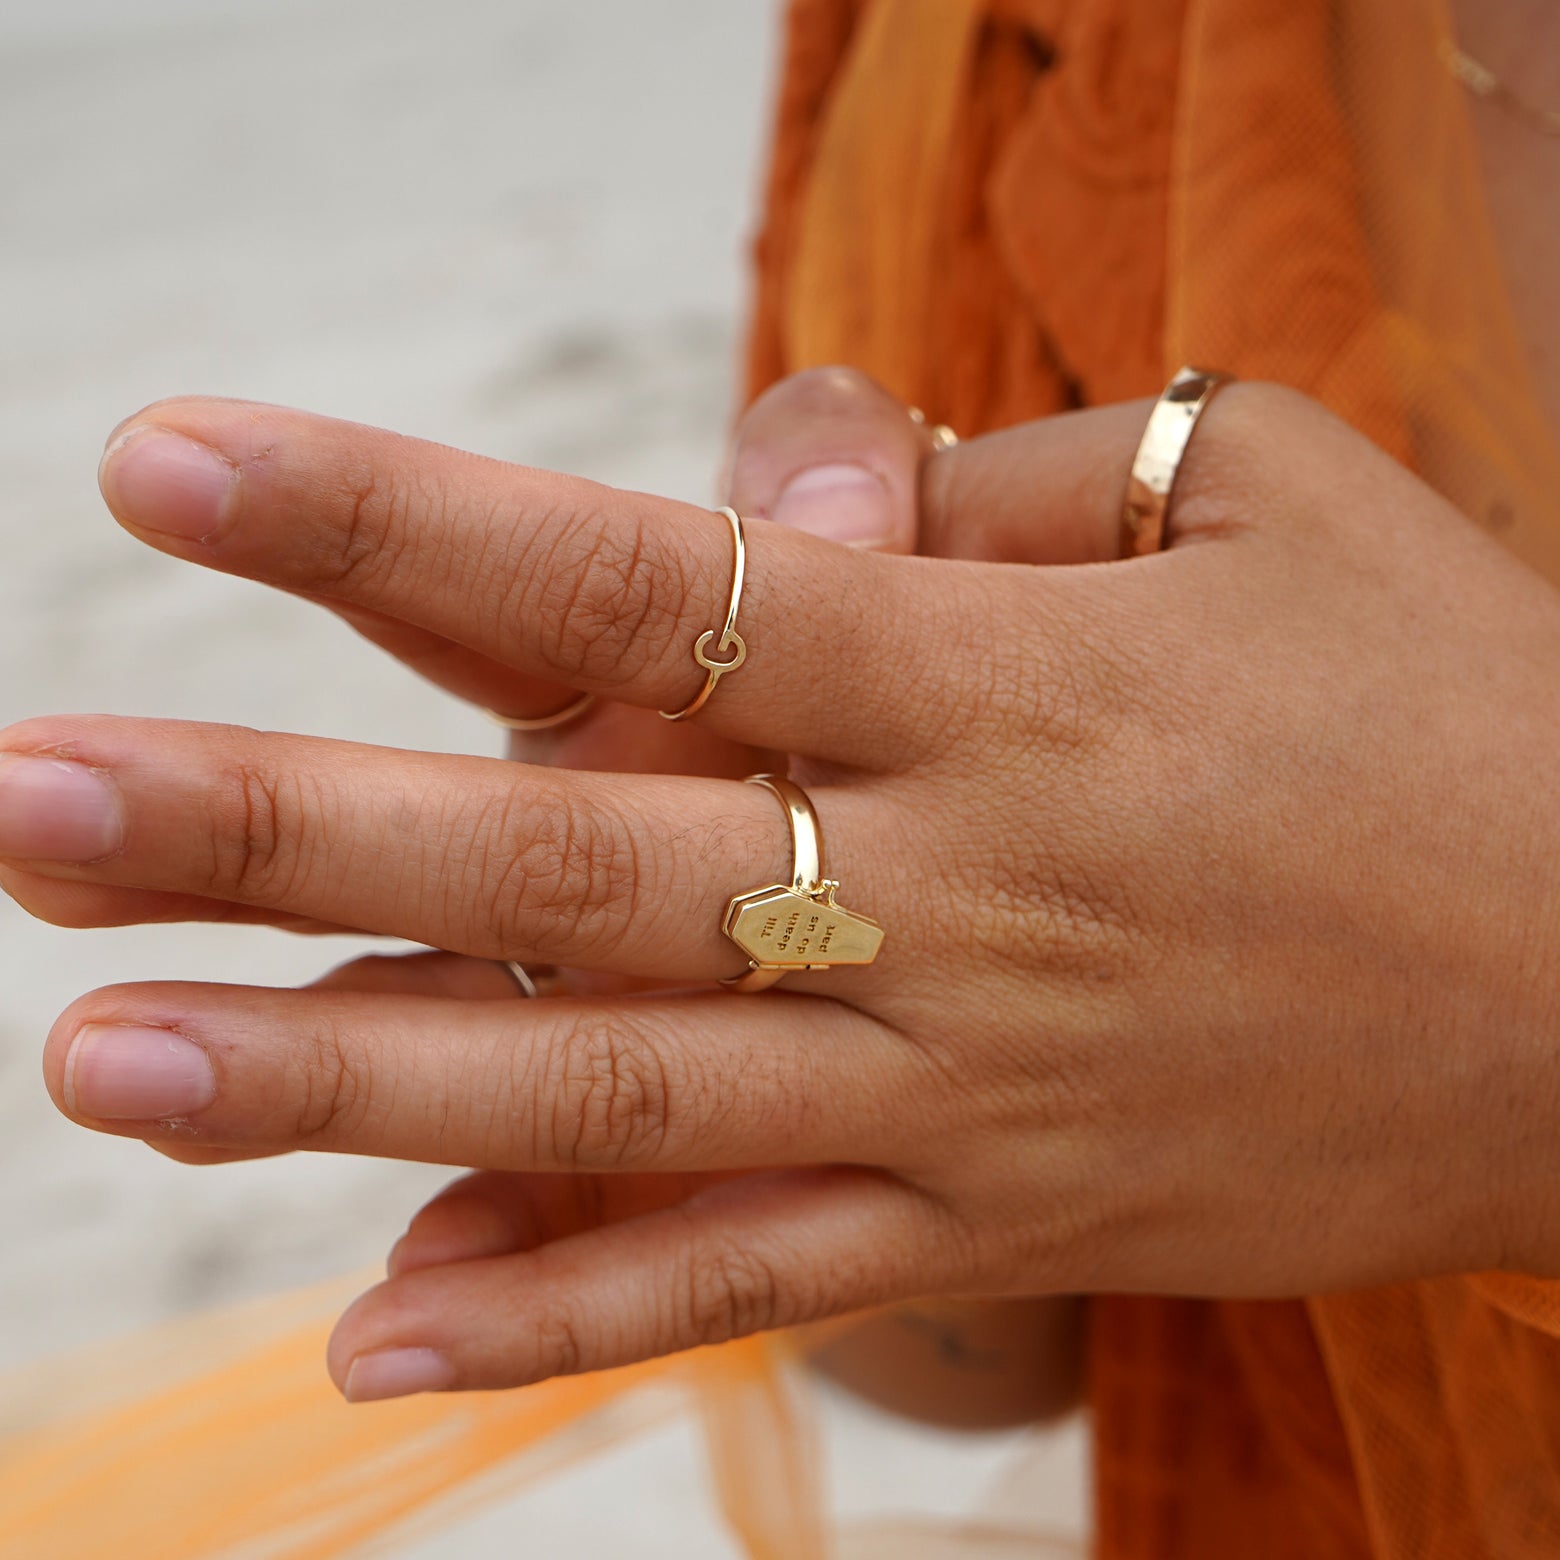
[499,961,539,998]
[660,506,749,722]
[487,692,596,732]
[909,405,959,452]
[722,774,885,993]
[1442,38,1560,139]
[1121,365,1233,557]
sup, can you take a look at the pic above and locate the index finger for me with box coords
[98,399,942,769]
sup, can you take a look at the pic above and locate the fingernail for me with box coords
[99,426,239,543]
[771,463,896,548]
[0,757,124,861]
[343,1347,456,1403]
[64,1025,217,1120]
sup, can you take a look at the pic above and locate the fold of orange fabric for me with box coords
[785,0,986,410]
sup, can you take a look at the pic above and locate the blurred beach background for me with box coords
[0,1,1085,1550]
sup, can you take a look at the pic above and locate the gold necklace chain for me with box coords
[1441,38,1560,139]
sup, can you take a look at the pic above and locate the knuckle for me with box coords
[932,581,1113,763]
[210,759,317,904]
[681,1240,787,1345]
[292,1018,372,1144]
[513,500,686,683]
[479,787,643,961]
[543,1011,674,1170]
[314,467,408,597]
[531,1305,586,1379]
[993,630,1095,757]
[970,852,1141,978]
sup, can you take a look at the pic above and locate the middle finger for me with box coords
[0,716,901,984]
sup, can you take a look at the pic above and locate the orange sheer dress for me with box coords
[5,3,1560,1557]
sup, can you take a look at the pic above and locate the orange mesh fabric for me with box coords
[0,1278,827,1560]
[747,0,1560,1556]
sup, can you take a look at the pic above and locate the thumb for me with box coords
[724,366,930,554]
[726,366,1149,567]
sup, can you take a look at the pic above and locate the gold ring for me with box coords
[499,961,539,998]
[487,693,597,732]
[1121,365,1233,557]
[909,405,959,451]
[660,507,749,722]
[722,774,885,993]
[497,961,568,998]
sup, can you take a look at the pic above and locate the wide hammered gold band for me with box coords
[722,774,885,993]
[1121,365,1233,557]
[660,506,748,722]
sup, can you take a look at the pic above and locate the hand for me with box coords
[7,381,1560,1402]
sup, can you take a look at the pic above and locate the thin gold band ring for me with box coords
[500,961,539,998]
[660,507,748,722]
[487,692,597,732]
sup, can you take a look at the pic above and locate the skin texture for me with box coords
[5,372,1560,1411]
[492,371,1087,1426]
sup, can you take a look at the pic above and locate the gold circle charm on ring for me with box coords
[1121,365,1233,557]
[660,506,749,722]
[722,774,885,993]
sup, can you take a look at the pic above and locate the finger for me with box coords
[326,1168,953,1397]
[496,366,929,778]
[919,388,1259,565]
[140,951,545,1170]
[0,716,902,983]
[326,599,589,734]
[149,1143,275,1166]
[0,864,368,936]
[303,948,539,1000]
[98,398,930,764]
[502,695,770,780]
[43,981,910,1173]
[330,589,757,778]
[489,369,928,772]
[725,365,927,553]
[387,1167,721,1276]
